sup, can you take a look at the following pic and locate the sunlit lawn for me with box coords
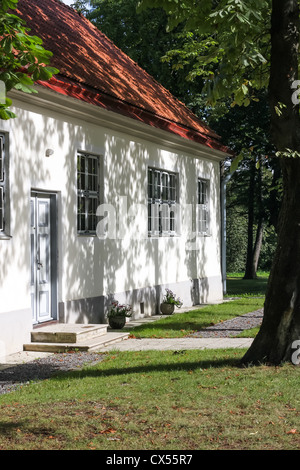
[0,348,299,450]
[0,272,283,451]
[226,271,269,297]
[128,272,267,339]
[129,297,264,338]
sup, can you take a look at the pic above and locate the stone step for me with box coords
[24,330,130,353]
[30,323,108,344]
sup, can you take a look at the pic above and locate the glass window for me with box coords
[0,133,9,237]
[148,167,178,236]
[198,178,209,235]
[77,152,100,235]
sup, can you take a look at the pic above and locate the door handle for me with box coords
[37,257,43,270]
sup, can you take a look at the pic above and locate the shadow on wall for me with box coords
[1,100,221,326]
[0,108,54,311]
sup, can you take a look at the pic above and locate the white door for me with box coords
[30,193,55,324]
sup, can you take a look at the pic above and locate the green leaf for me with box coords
[230,154,243,172]
[0,1,59,119]
[0,107,16,120]
[14,82,37,94]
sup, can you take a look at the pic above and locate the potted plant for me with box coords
[160,288,183,315]
[107,300,133,329]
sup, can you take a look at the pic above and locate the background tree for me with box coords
[0,0,58,119]
[210,93,280,278]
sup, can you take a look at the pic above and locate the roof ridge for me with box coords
[51,0,75,12]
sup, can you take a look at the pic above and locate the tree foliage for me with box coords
[0,0,58,119]
[74,0,206,109]
[137,0,271,108]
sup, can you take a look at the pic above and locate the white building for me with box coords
[0,0,230,357]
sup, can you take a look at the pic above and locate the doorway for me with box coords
[30,192,58,324]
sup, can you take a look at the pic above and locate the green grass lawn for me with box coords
[0,348,299,450]
[0,273,282,451]
[226,271,269,297]
[129,297,264,339]
[128,272,268,339]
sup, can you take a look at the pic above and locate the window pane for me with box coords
[148,168,178,235]
[170,209,175,232]
[77,155,86,190]
[77,152,100,234]
[148,169,153,199]
[148,202,159,233]
[0,136,3,182]
[160,203,169,232]
[198,180,207,205]
[198,179,209,234]
[0,134,7,234]
[0,187,4,231]
[161,173,168,200]
[169,174,176,201]
[148,202,152,231]
[88,174,98,192]
[154,171,160,199]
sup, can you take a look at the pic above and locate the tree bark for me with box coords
[242,0,300,365]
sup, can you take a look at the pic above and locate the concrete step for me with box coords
[30,323,108,344]
[24,329,130,353]
[23,323,130,353]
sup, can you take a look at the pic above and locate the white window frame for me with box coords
[77,151,100,235]
[0,133,10,239]
[197,178,210,236]
[148,167,178,237]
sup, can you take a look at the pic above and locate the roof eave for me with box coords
[9,83,231,162]
[38,76,231,156]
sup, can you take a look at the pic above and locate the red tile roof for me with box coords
[15,0,229,153]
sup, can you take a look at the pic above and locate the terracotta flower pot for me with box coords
[160,303,175,315]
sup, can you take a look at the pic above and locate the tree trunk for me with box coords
[242,0,300,365]
[243,160,256,279]
[252,157,264,275]
[244,158,264,279]
[252,219,264,275]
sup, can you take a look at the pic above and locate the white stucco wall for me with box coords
[0,89,225,353]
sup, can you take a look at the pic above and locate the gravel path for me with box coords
[0,352,105,396]
[190,309,263,338]
[0,310,263,396]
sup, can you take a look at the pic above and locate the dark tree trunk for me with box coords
[244,158,264,279]
[242,0,300,365]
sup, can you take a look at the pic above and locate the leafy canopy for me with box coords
[137,0,271,107]
[0,0,59,119]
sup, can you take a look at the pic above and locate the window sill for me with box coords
[0,233,12,240]
[148,233,180,238]
[77,233,97,237]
